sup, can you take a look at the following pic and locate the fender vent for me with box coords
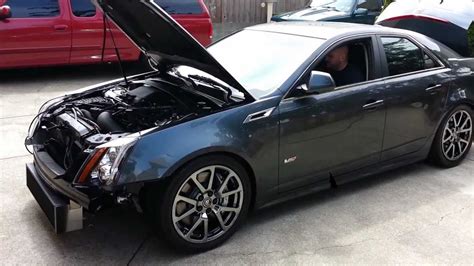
[243,108,275,124]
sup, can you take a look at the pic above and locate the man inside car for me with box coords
[324,45,365,87]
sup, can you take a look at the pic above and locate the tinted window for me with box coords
[153,0,203,15]
[423,53,436,69]
[357,0,382,11]
[7,0,60,18]
[71,0,96,17]
[381,37,426,76]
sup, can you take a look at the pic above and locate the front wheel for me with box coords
[430,105,473,168]
[151,155,251,252]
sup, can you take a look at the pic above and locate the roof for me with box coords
[376,0,473,30]
[245,22,406,40]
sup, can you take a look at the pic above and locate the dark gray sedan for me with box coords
[25,0,473,252]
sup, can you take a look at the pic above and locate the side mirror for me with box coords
[301,71,335,95]
[0,5,11,20]
[353,8,368,16]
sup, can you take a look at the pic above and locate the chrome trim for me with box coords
[243,107,275,124]
[380,67,449,82]
[378,33,446,68]
[362,100,384,110]
[282,67,450,103]
[425,84,443,92]
[281,31,450,101]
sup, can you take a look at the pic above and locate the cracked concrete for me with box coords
[1,65,473,264]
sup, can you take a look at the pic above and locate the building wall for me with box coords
[204,0,308,23]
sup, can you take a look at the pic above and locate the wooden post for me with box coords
[266,0,278,22]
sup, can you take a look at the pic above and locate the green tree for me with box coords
[384,0,394,9]
[469,22,474,57]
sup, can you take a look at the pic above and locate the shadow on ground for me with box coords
[16,160,468,264]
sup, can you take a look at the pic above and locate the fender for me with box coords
[445,66,474,110]
[118,96,282,204]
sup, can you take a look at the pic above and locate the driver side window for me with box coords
[306,38,373,93]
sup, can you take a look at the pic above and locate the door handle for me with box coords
[362,100,384,110]
[53,25,68,31]
[425,84,442,93]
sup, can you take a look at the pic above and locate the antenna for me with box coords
[104,14,129,86]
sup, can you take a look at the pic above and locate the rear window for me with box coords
[153,0,203,15]
[7,0,60,18]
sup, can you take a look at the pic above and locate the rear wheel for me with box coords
[149,155,251,252]
[430,105,473,167]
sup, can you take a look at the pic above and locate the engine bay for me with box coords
[30,77,226,179]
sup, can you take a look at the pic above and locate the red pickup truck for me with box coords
[0,0,213,69]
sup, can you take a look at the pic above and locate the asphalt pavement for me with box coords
[0,65,473,264]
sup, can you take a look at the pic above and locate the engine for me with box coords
[32,79,220,178]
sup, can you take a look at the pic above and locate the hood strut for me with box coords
[95,0,254,102]
[105,15,129,86]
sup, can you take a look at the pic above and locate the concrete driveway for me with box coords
[0,65,473,264]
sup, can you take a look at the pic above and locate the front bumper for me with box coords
[26,163,83,233]
[32,150,91,207]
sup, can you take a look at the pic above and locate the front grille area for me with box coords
[26,163,69,233]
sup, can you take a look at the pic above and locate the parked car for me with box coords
[26,0,473,252]
[0,0,212,70]
[376,0,474,57]
[271,0,383,24]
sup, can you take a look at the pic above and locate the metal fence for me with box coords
[204,0,308,23]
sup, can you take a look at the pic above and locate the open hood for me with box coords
[95,0,253,100]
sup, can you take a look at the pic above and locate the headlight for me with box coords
[77,136,137,186]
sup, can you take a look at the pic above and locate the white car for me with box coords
[376,0,474,56]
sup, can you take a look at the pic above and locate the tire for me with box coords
[148,155,251,252]
[430,105,473,168]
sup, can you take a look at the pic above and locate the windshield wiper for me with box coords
[321,5,339,11]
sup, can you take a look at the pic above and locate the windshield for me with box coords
[208,30,325,99]
[309,0,355,12]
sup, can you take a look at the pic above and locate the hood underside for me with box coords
[95,0,253,100]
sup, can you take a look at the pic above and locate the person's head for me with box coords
[325,45,349,71]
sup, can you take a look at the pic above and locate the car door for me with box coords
[0,0,71,69]
[278,36,386,192]
[377,35,451,160]
[69,0,103,64]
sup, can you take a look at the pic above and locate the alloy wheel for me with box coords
[171,165,244,243]
[441,110,472,161]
